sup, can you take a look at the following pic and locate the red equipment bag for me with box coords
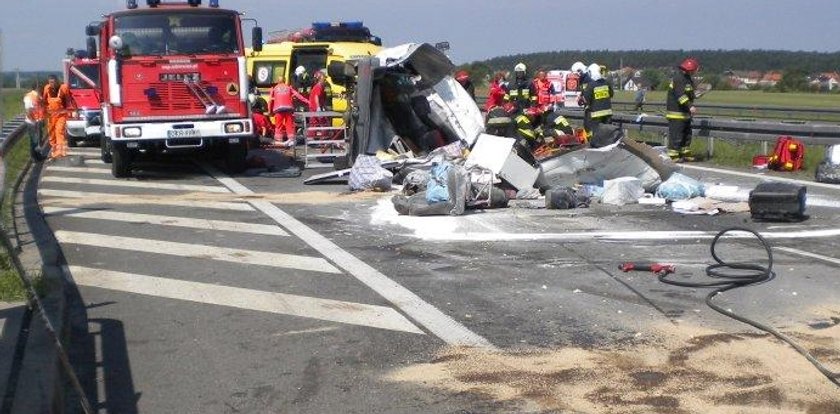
[768,136,805,171]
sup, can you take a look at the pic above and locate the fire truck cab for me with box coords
[245,22,382,116]
[88,0,262,177]
[63,52,102,147]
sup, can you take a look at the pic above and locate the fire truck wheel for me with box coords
[100,137,112,163]
[225,141,248,174]
[111,144,133,178]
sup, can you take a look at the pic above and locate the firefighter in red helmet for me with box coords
[666,57,699,161]
[454,70,475,100]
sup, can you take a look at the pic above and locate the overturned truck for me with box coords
[324,43,677,213]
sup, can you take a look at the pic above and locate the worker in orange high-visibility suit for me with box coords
[270,76,308,147]
[43,75,73,159]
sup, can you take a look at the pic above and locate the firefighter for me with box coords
[270,76,308,146]
[292,65,313,111]
[454,70,475,100]
[42,75,73,159]
[532,70,555,111]
[251,97,272,139]
[666,57,699,161]
[485,102,516,137]
[578,63,613,138]
[23,80,46,161]
[540,109,575,143]
[506,63,532,112]
[485,72,508,112]
[514,107,543,150]
[570,61,588,90]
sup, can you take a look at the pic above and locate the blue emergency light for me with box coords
[341,21,364,29]
[312,22,331,30]
[146,0,160,6]
[209,0,219,8]
[127,0,138,9]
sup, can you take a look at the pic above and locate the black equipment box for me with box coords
[748,182,807,222]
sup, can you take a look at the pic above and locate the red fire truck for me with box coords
[63,52,102,147]
[86,0,263,177]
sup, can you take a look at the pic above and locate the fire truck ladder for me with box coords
[297,111,347,168]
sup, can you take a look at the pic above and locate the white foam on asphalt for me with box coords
[69,265,424,334]
[201,163,495,349]
[55,231,340,274]
[37,189,254,211]
[43,207,287,236]
[41,176,230,193]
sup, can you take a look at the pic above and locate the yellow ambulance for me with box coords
[245,21,382,115]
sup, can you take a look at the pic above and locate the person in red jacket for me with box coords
[532,70,555,111]
[307,71,333,137]
[485,72,508,112]
[270,76,308,146]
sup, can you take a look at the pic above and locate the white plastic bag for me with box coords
[601,177,644,206]
[655,173,704,201]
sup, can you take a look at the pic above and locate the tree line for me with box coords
[458,49,840,88]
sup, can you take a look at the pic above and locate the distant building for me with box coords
[759,71,783,88]
[816,72,840,91]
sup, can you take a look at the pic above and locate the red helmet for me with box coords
[454,70,470,83]
[679,57,699,73]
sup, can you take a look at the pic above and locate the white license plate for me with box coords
[167,129,200,138]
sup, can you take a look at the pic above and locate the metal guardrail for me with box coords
[0,115,94,414]
[554,109,840,146]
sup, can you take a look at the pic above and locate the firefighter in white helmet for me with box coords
[292,65,312,111]
[578,63,613,138]
[506,62,532,112]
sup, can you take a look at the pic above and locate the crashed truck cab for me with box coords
[329,43,485,168]
[88,0,263,177]
[63,51,103,146]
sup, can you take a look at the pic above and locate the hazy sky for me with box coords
[2,0,840,71]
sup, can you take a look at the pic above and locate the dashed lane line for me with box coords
[37,189,254,211]
[202,164,495,349]
[43,207,288,236]
[69,265,424,334]
[45,166,111,174]
[775,246,840,266]
[54,231,341,274]
[41,176,230,193]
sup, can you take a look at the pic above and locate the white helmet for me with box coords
[295,65,306,76]
[514,62,526,73]
[570,61,586,75]
[587,63,602,81]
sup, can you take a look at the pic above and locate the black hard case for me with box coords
[748,182,807,221]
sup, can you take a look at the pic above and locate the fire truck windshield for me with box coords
[114,12,238,56]
[69,65,100,89]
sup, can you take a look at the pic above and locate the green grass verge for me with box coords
[0,110,36,302]
[2,88,26,123]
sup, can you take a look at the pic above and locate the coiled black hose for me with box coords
[658,227,840,386]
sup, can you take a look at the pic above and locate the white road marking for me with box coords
[806,196,840,209]
[85,159,106,165]
[775,247,840,266]
[66,148,100,156]
[55,231,341,274]
[69,265,424,334]
[388,228,840,242]
[682,164,840,191]
[202,163,495,349]
[41,176,230,193]
[43,207,288,236]
[37,189,254,211]
[46,166,110,174]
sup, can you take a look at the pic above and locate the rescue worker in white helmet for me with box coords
[577,63,613,138]
[505,62,533,112]
[292,65,313,111]
[570,61,588,91]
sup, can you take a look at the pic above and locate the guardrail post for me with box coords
[761,141,768,155]
[708,136,715,158]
